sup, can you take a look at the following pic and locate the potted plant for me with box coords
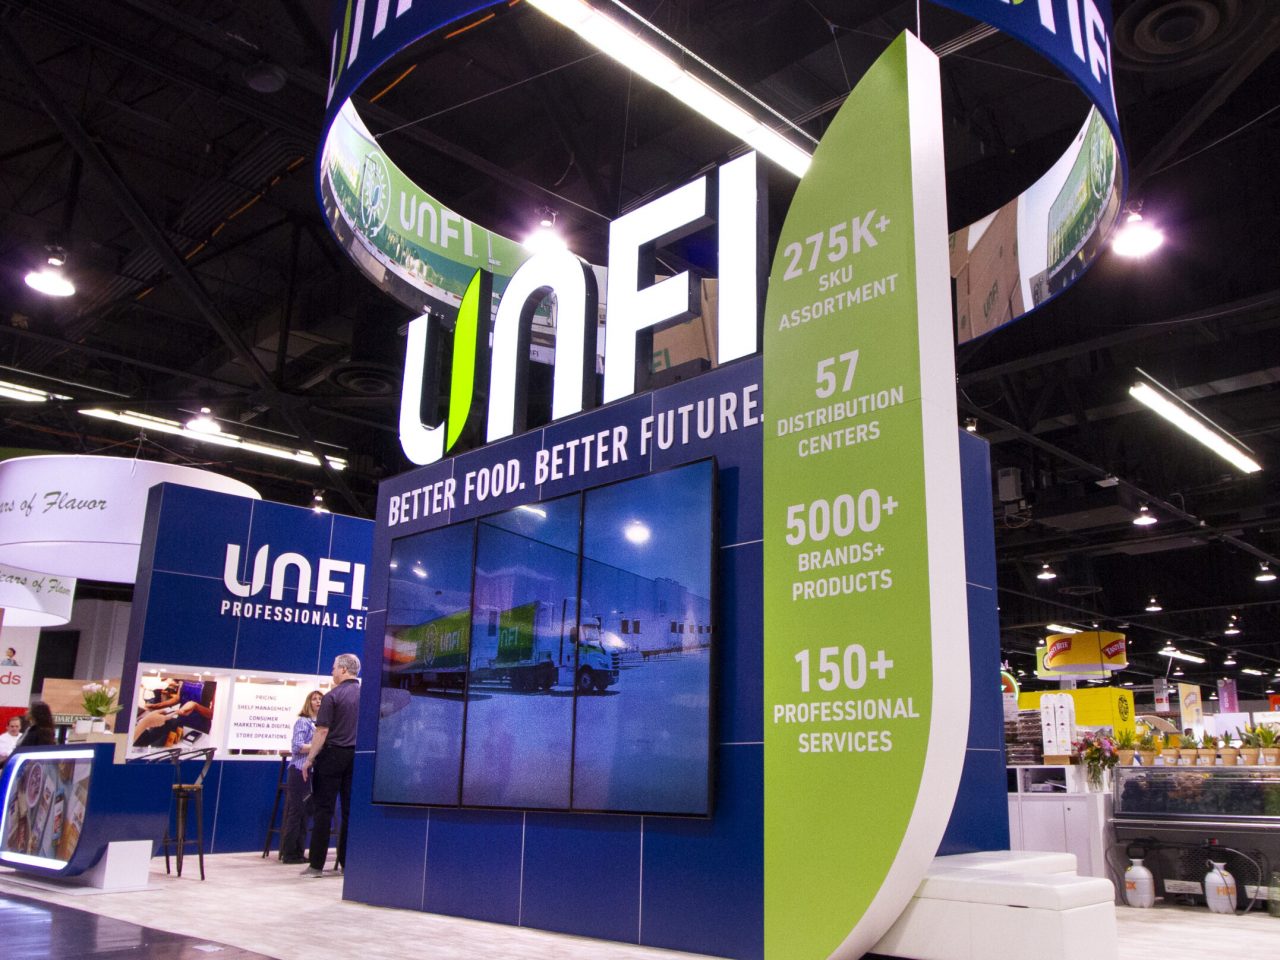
[1198,730,1218,766]
[1219,734,1239,766]
[1137,730,1160,767]
[81,681,121,733]
[1178,734,1199,766]
[1238,726,1261,766]
[1113,727,1138,764]
[1161,734,1182,767]
[1074,730,1118,791]
[1259,725,1280,766]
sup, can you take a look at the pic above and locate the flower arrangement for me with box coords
[81,682,121,718]
[1073,729,1118,790]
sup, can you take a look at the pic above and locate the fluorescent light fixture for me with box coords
[1112,211,1164,258]
[1257,562,1276,583]
[1046,624,1081,634]
[1242,667,1263,676]
[528,0,812,177]
[1036,563,1057,580]
[0,379,69,403]
[80,408,347,470]
[1145,596,1162,612]
[1158,648,1205,664]
[516,504,548,518]
[1132,504,1157,526]
[624,520,651,544]
[1129,370,1261,473]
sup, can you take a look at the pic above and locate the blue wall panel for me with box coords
[937,747,1010,854]
[718,542,763,746]
[640,743,764,959]
[520,812,642,943]
[422,808,524,925]
[209,760,283,853]
[342,753,428,910]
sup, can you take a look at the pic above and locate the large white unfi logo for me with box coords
[398,152,766,466]
[222,544,368,610]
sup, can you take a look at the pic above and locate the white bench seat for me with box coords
[872,851,1117,960]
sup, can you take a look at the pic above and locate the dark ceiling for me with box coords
[0,0,1277,699]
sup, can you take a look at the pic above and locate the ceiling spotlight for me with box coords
[1036,563,1057,581]
[1112,210,1164,258]
[1224,621,1240,636]
[1145,596,1162,612]
[24,246,75,297]
[523,223,567,254]
[412,563,428,579]
[1223,654,1237,666]
[1132,504,1157,526]
[624,520,651,544]
[1173,666,1184,676]
[964,417,978,433]
[311,491,329,514]
[242,61,286,94]
[185,406,221,434]
[1257,562,1277,583]
[538,206,556,229]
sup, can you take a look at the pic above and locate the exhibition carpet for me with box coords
[0,891,274,959]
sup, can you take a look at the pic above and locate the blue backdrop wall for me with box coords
[119,483,374,854]
[341,356,1005,959]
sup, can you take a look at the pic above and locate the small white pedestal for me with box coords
[0,840,156,896]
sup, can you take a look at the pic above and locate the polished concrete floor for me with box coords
[1,852,1278,959]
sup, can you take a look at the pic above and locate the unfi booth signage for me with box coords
[118,484,372,850]
[318,2,1125,959]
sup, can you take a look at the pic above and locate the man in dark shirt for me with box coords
[300,653,361,877]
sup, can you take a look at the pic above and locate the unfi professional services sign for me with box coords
[125,484,373,680]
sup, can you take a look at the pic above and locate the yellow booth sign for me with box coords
[1041,631,1126,675]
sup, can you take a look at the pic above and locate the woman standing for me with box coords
[280,690,322,864]
[16,702,57,749]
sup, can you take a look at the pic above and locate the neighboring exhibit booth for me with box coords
[116,484,373,853]
[307,0,1131,957]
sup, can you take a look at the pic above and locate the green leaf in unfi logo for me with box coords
[761,32,970,959]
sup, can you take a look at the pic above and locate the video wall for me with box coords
[373,459,716,816]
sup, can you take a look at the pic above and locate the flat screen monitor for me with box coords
[373,458,716,816]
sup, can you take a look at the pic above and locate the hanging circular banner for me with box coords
[0,456,259,583]
[1042,630,1128,675]
[316,0,1126,348]
[0,561,75,627]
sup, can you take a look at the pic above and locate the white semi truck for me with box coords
[386,599,618,693]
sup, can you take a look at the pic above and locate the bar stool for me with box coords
[261,753,290,858]
[161,747,216,879]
